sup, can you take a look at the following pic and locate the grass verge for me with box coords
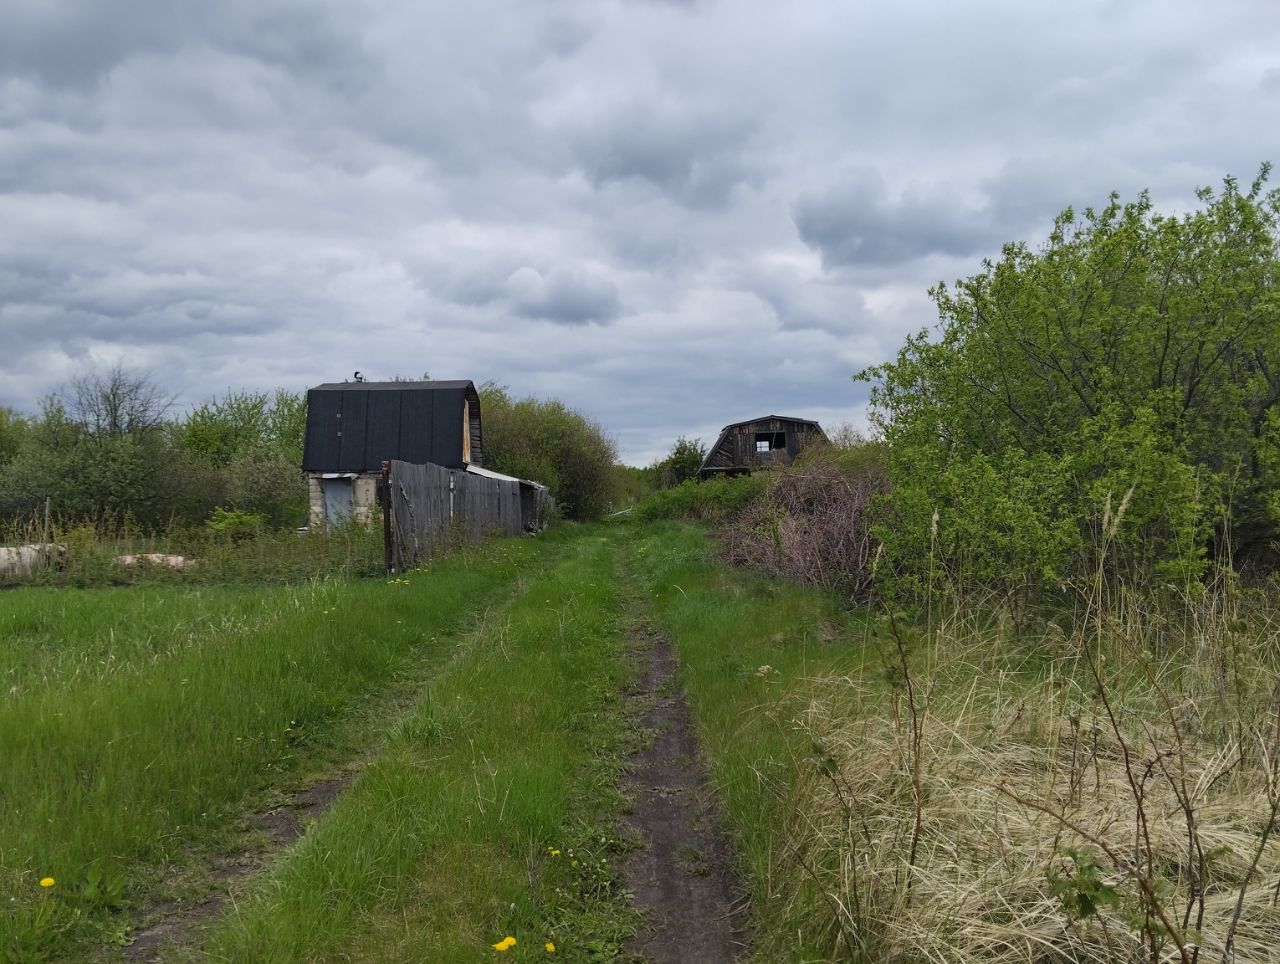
[625,521,879,961]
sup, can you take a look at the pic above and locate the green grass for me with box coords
[0,532,566,960]
[25,518,1252,963]
[1,585,289,695]
[203,529,640,962]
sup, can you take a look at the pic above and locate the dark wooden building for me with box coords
[699,415,828,478]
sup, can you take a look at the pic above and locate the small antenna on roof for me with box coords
[354,371,364,382]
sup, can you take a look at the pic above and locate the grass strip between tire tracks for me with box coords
[201,529,641,963]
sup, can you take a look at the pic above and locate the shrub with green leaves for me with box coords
[205,507,268,540]
[862,167,1280,591]
[633,474,766,523]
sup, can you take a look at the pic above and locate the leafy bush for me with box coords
[205,506,268,540]
[478,384,618,521]
[633,474,766,523]
[862,168,1280,593]
[0,374,309,531]
[647,436,707,489]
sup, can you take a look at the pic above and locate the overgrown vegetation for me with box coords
[0,513,383,587]
[615,170,1280,962]
[636,523,1280,963]
[861,167,1280,595]
[722,442,889,602]
[0,369,308,530]
[632,474,766,523]
[479,383,619,521]
[646,435,707,489]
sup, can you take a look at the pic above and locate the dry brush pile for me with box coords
[720,449,889,603]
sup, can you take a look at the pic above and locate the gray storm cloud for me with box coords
[1,0,1276,463]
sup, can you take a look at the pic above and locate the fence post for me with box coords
[380,460,393,574]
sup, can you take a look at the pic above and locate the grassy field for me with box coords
[8,520,1280,962]
[1,531,569,959]
[1,519,386,588]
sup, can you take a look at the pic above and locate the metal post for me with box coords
[380,460,393,574]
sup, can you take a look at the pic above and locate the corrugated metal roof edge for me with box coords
[309,380,475,391]
[464,463,548,490]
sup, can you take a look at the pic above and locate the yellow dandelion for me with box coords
[39,877,54,888]
[492,936,517,952]
[545,941,556,953]
[548,848,561,857]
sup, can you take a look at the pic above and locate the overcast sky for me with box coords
[2,0,1277,463]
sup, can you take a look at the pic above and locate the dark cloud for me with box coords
[505,267,622,325]
[0,0,363,88]
[562,99,759,208]
[793,173,1001,270]
[1,0,1276,463]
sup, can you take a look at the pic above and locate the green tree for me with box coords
[176,389,308,526]
[0,380,310,530]
[0,397,164,522]
[478,384,618,520]
[862,167,1280,590]
[180,391,272,465]
[611,464,655,507]
[0,407,30,466]
[649,436,707,488]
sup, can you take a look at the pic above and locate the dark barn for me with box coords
[699,415,828,478]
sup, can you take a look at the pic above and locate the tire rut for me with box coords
[620,623,747,963]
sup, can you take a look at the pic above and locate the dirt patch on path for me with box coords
[621,628,747,963]
[121,771,356,962]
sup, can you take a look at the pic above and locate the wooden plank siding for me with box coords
[388,460,547,570]
[699,415,828,477]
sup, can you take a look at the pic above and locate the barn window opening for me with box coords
[755,432,786,453]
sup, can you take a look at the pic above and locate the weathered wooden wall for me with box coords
[389,460,546,570]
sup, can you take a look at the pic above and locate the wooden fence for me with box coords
[387,460,547,570]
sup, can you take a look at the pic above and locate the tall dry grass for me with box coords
[782,571,1280,963]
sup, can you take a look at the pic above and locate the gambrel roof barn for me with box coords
[302,380,483,473]
[699,415,827,478]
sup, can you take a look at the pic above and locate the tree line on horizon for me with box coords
[0,372,628,530]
